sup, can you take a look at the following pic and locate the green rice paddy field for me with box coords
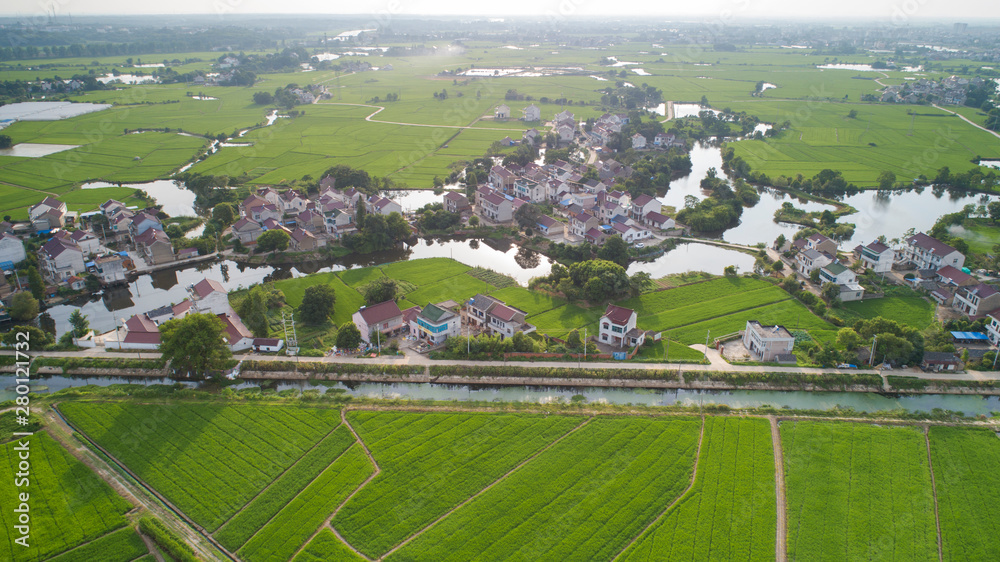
[1,42,997,218]
[47,402,1000,562]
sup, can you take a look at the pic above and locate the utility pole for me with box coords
[993,341,999,370]
[584,328,587,363]
[704,329,711,361]
[869,335,878,366]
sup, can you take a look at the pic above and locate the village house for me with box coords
[921,352,962,372]
[495,104,510,119]
[936,265,977,288]
[953,284,1000,317]
[115,314,161,350]
[188,278,230,315]
[523,104,541,122]
[94,254,127,284]
[294,209,324,233]
[985,312,1000,345]
[443,191,472,214]
[742,321,795,362]
[901,232,965,271]
[110,210,134,234]
[0,233,26,265]
[489,165,517,194]
[39,237,85,283]
[218,310,254,351]
[796,248,834,276]
[819,263,866,302]
[513,178,547,203]
[289,228,323,252]
[135,228,174,266]
[467,294,535,338]
[805,233,838,256]
[557,124,575,143]
[853,240,895,273]
[68,229,100,254]
[29,197,67,232]
[366,196,403,216]
[600,305,644,348]
[279,190,309,216]
[325,209,355,237]
[477,189,514,223]
[630,194,660,222]
[554,109,575,126]
[571,212,600,237]
[585,227,607,245]
[231,217,264,245]
[353,300,405,344]
[535,215,564,237]
[612,221,652,243]
[130,212,163,237]
[522,128,540,144]
[256,187,282,208]
[643,211,675,230]
[410,303,461,345]
[100,199,127,217]
[631,134,647,149]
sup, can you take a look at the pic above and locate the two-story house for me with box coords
[571,212,600,237]
[280,190,309,216]
[467,294,534,339]
[796,249,834,276]
[523,104,541,122]
[901,233,965,271]
[135,228,174,265]
[854,240,895,273]
[443,191,472,214]
[630,194,660,222]
[188,278,230,315]
[94,254,127,284]
[599,304,644,348]
[819,263,865,301]
[477,190,514,223]
[805,232,838,256]
[39,237,85,282]
[353,300,405,344]
[410,303,461,345]
[953,284,1000,317]
[29,197,67,232]
[742,321,795,361]
[489,165,517,194]
[366,196,403,217]
[231,217,264,244]
[513,179,547,203]
[130,212,163,237]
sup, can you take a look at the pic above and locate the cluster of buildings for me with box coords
[468,158,677,244]
[879,75,988,105]
[104,277,282,354]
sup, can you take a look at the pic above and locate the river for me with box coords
[5,375,999,416]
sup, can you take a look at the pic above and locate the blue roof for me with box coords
[950,331,989,340]
[118,251,129,257]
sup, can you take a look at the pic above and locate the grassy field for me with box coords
[929,426,1000,562]
[59,402,343,531]
[620,417,776,561]
[295,529,366,561]
[487,286,567,316]
[949,220,1000,255]
[334,411,585,559]
[0,432,137,562]
[840,295,935,329]
[403,274,496,308]
[782,421,938,562]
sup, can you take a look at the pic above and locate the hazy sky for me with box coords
[1,0,998,21]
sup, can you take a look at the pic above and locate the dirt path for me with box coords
[925,426,944,562]
[770,417,788,562]
[46,405,232,561]
[659,100,675,123]
[378,416,593,560]
[139,531,166,562]
[42,404,228,560]
[933,103,1000,141]
[317,101,520,132]
[609,415,705,561]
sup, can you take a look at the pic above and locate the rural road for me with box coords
[932,104,1000,141]
[770,417,788,562]
[317,101,522,132]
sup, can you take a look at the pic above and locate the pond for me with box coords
[0,143,79,158]
[626,242,756,278]
[5,374,1000,417]
[0,101,111,121]
[81,179,198,218]
[97,74,160,85]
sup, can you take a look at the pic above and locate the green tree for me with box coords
[159,313,232,375]
[628,271,653,297]
[212,203,237,226]
[364,277,398,305]
[809,268,821,284]
[9,292,39,322]
[877,170,896,190]
[821,282,841,303]
[27,267,45,301]
[514,203,542,230]
[836,327,863,350]
[68,310,90,338]
[566,329,582,350]
[2,326,51,347]
[847,109,858,119]
[468,215,480,226]
[597,235,630,268]
[771,261,784,273]
[336,322,362,349]
[0,135,12,149]
[299,284,336,324]
[781,273,800,294]
[256,229,290,254]
[236,286,269,337]
[511,331,534,352]
[724,265,737,277]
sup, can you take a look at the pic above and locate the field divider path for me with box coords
[770,416,788,562]
[212,421,345,533]
[925,426,944,562]
[317,101,520,131]
[377,416,595,561]
[609,415,705,562]
[932,103,1000,140]
[291,409,383,562]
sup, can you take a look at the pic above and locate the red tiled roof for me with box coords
[192,278,226,298]
[937,265,973,285]
[357,300,403,325]
[603,304,635,325]
[218,312,252,343]
[491,304,518,323]
[908,232,959,257]
[632,194,655,206]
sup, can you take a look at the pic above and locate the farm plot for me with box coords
[238,444,374,562]
[669,299,832,345]
[272,272,365,327]
[488,286,567,316]
[617,277,775,316]
[528,303,604,338]
[386,416,702,562]
[334,411,585,559]
[215,425,356,551]
[639,287,790,333]
[0,432,134,562]
[840,296,935,330]
[382,257,471,286]
[295,529,366,561]
[46,527,150,562]
[782,421,937,562]
[619,417,776,561]
[930,426,1000,562]
[59,402,343,531]
[403,275,495,308]
[338,266,386,288]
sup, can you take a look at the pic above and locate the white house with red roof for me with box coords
[366,196,403,216]
[489,165,517,194]
[901,233,965,271]
[353,300,405,344]
[600,304,644,348]
[217,310,254,351]
[953,284,1000,317]
[232,217,264,244]
[188,278,230,315]
[29,197,67,231]
[853,240,895,273]
[630,194,660,222]
[112,313,161,350]
[477,189,514,223]
[39,237,84,282]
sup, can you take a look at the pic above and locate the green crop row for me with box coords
[335,411,584,558]
[34,357,167,370]
[59,402,341,531]
[46,528,148,562]
[239,444,374,562]
[782,421,938,561]
[930,427,1000,562]
[0,432,133,562]
[428,364,680,381]
[621,417,776,561]
[692,371,883,389]
[216,424,356,551]
[138,518,198,562]
[387,416,702,562]
[640,287,789,332]
[294,528,367,561]
[244,360,424,375]
[618,277,774,316]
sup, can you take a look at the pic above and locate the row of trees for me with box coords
[530,259,651,303]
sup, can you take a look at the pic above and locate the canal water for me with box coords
[4,375,999,417]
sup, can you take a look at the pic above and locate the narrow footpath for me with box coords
[770,416,788,562]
